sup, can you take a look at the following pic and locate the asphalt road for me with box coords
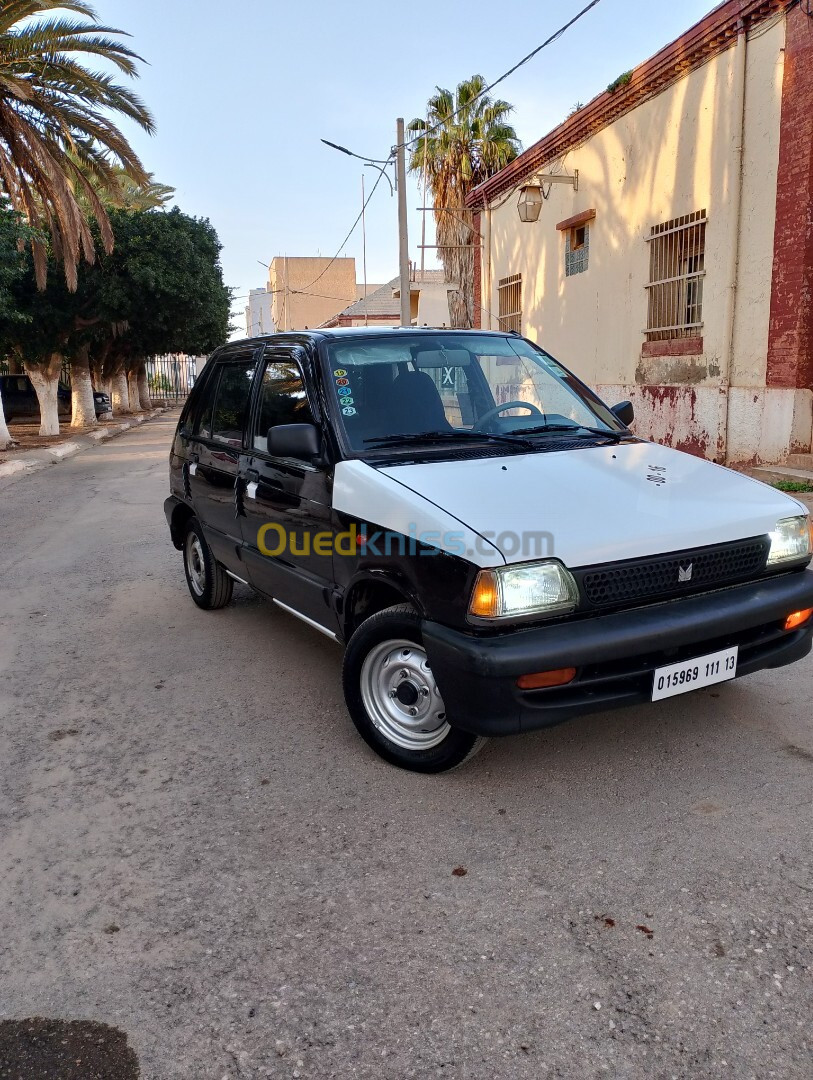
[0,413,811,1080]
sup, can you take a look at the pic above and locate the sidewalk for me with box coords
[0,407,177,482]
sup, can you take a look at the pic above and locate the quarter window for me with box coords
[209,360,256,446]
[253,358,315,453]
[646,210,706,340]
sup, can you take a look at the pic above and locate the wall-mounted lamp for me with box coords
[517,171,579,222]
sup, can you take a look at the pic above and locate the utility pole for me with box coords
[396,117,410,327]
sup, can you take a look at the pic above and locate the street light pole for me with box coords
[395,118,410,327]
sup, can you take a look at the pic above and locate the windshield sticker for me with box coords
[342,406,357,416]
[333,368,347,377]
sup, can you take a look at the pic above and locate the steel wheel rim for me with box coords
[360,638,450,751]
[185,532,206,596]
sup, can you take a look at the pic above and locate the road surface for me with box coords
[0,414,811,1078]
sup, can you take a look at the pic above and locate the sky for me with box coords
[95,0,717,328]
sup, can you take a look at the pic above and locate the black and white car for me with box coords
[164,329,813,772]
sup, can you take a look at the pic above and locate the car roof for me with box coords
[222,326,519,350]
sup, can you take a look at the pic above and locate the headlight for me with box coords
[469,560,578,620]
[767,516,811,566]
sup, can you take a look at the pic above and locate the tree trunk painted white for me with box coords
[137,362,152,411]
[0,388,16,449]
[24,355,63,436]
[127,368,142,412]
[70,346,97,429]
[111,371,130,414]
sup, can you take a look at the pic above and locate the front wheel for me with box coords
[342,604,486,772]
[183,518,233,610]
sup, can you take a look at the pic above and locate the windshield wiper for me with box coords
[363,429,536,449]
[513,423,625,443]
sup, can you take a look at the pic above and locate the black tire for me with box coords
[342,604,486,773]
[182,517,233,610]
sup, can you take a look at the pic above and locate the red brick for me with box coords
[766,5,813,390]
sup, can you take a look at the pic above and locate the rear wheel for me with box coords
[342,604,486,772]
[183,518,233,610]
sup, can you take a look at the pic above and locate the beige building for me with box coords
[468,0,813,465]
[320,270,459,328]
[268,257,358,332]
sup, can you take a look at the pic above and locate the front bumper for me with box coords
[422,570,813,736]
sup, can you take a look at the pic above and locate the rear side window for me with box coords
[200,360,256,446]
[253,358,315,453]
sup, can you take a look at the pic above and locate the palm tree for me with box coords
[408,76,520,328]
[0,0,154,292]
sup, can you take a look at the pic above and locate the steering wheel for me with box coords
[473,401,544,431]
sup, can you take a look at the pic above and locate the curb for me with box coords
[0,408,171,482]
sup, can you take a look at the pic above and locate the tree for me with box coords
[0,0,154,291]
[0,207,230,434]
[408,76,520,327]
[0,204,29,448]
[93,208,230,412]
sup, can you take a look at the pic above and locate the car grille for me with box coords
[575,536,772,611]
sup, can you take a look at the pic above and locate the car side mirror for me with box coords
[611,400,634,427]
[267,423,321,463]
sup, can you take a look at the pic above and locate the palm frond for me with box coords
[0,0,153,289]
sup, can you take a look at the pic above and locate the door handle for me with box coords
[190,451,200,463]
[245,469,260,484]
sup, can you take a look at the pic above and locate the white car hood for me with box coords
[375,441,806,568]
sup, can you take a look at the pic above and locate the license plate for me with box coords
[652,646,738,701]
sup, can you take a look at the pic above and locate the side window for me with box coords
[193,367,219,439]
[208,360,256,446]
[253,358,314,453]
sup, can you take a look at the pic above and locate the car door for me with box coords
[238,347,338,633]
[186,349,260,571]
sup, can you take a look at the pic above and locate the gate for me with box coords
[145,355,203,402]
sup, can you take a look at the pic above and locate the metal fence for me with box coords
[145,355,204,402]
[2,354,205,400]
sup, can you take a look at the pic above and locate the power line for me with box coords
[296,158,393,295]
[403,0,603,152]
[323,0,602,165]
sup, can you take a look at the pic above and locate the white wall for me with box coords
[483,20,794,461]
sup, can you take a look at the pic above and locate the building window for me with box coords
[645,210,706,340]
[565,223,589,276]
[498,274,522,334]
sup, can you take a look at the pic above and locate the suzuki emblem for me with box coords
[678,563,693,583]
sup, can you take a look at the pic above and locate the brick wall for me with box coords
[766,4,813,390]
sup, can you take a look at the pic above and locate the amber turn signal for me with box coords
[517,667,577,690]
[469,570,499,618]
[784,608,813,632]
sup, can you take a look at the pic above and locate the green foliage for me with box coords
[0,206,231,368]
[0,1,154,289]
[772,480,813,493]
[148,372,173,395]
[607,71,633,94]
[0,205,30,325]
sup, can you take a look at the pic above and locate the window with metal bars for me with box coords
[645,210,706,340]
[498,274,522,334]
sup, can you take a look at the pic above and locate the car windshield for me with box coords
[324,333,623,453]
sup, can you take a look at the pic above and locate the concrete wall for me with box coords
[482,18,806,463]
[269,258,357,331]
[245,288,274,337]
